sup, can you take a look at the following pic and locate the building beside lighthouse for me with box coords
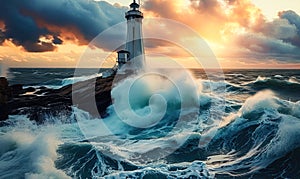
[117,0,145,70]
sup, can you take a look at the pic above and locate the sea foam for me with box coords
[0,129,70,179]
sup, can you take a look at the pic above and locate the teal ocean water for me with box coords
[1,68,300,178]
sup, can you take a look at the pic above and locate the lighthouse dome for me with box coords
[130,1,140,10]
[125,0,143,20]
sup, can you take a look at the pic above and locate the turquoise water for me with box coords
[1,68,300,178]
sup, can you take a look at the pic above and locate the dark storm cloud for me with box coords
[0,0,126,52]
[278,10,300,47]
[24,41,56,52]
[279,10,300,31]
[257,19,298,40]
[235,10,300,59]
[0,1,53,52]
[235,32,297,54]
[52,36,63,45]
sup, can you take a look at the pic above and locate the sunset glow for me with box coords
[0,0,300,68]
[1,1,300,177]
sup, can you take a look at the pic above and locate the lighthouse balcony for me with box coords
[125,10,143,19]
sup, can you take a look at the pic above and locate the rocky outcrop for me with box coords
[0,77,9,121]
[0,77,9,103]
[1,75,114,124]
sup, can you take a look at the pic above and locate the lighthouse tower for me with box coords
[117,0,145,69]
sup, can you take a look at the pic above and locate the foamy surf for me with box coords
[0,126,69,179]
[1,68,300,178]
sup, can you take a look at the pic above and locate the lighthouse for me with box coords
[117,0,145,69]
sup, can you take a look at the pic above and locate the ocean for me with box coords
[1,68,300,178]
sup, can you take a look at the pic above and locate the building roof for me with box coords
[130,0,140,9]
[117,50,130,54]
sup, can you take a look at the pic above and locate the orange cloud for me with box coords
[142,0,300,67]
[143,0,265,43]
[34,18,89,46]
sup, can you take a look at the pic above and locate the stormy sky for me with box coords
[0,0,300,68]
[0,0,126,52]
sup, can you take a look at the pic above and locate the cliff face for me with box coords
[0,76,114,123]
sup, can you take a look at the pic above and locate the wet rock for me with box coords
[10,84,23,96]
[24,87,36,93]
[0,77,9,103]
[0,77,9,121]
[4,75,115,123]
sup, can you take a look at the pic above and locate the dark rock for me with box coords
[10,85,37,96]
[0,77,9,121]
[4,75,115,123]
[0,77,9,104]
[59,75,114,117]
[0,77,8,87]
[20,105,73,124]
[24,87,36,93]
[10,84,23,96]
[38,86,47,90]
[0,104,8,121]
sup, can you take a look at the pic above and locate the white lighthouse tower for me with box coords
[117,0,145,70]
